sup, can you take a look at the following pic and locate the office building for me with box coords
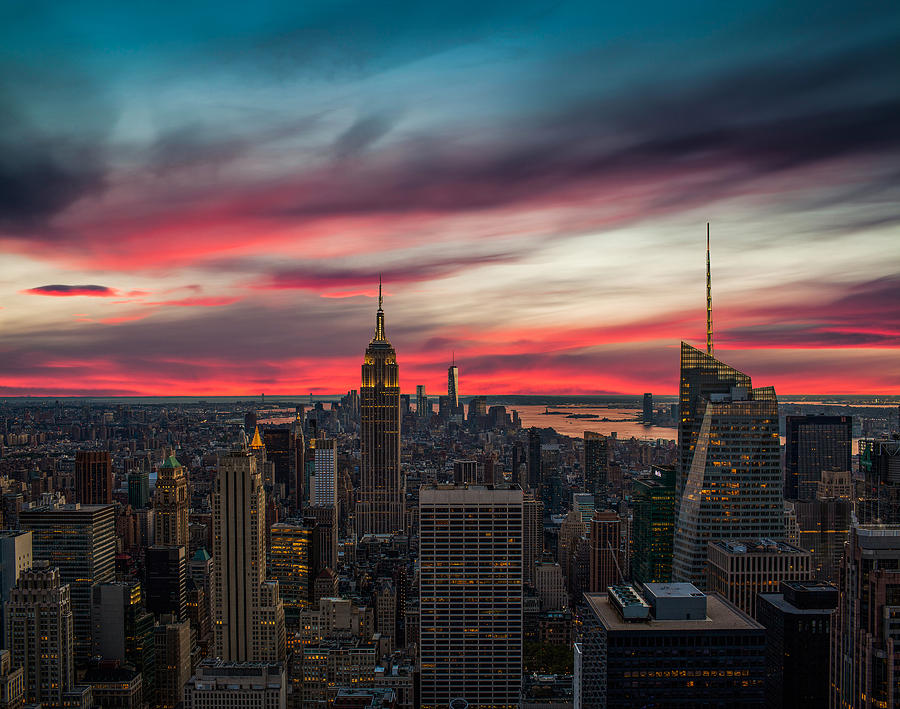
[757,580,837,709]
[583,432,608,500]
[576,584,765,708]
[0,649,24,709]
[527,428,542,491]
[589,511,623,592]
[154,453,189,547]
[213,449,285,662]
[859,437,900,524]
[642,393,653,424]
[416,385,428,418]
[144,545,187,621]
[20,503,116,663]
[706,539,813,618]
[523,493,543,585]
[448,361,462,419]
[631,466,675,584]
[154,617,192,709]
[262,427,299,503]
[534,560,567,610]
[784,415,852,501]
[6,564,93,709]
[75,450,113,505]
[572,492,594,534]
[356,283,404,537]
[127,470,150,509]
[90,582,155,697]
[452,459,479,485]
[310,438,338,507]
[183,659,286,709]
[269,521,311,628]
[419,485,523,709]
[792,469,852,582]
[83,663,143,709]
[831,524,900,709]
[0,532,31,637]
[305,504,338,573]
[673,349,784,587]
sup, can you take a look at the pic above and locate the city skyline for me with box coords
[2,2,899,397]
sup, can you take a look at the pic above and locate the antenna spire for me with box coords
[374,275,386,341]
[706,223,713,355]
[378,273,383,311]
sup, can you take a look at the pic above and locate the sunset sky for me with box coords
[1,1,899,396]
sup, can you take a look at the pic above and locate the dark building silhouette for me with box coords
[261,427,297,502]
[583,431,608,500]
[859,437,900,524]
[758,580,837,709]
[144,545,187,622]
[784,415,852,500]
[642,393,653,424]
[75,450,113,505]
[527,428,542,491]
[631,465,676,584]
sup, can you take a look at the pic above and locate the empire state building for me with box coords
[355,281,404,537]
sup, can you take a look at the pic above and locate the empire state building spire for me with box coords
[374,274,387,342]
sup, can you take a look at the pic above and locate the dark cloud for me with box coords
[333,113,396,159]
[24,285,117,297]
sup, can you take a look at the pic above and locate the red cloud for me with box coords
[24,285,117,297]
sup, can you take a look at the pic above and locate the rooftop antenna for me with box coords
[706,223,713,355]
[378,273,383,311]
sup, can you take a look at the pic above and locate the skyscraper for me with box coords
[784,415,852,500]
[448,359,462,420]
[356,281,404,537]
[144,545,187,621]
[642,393,653,424]
[527,428,542,491]
[75,450,113,505]
[583,432,608,500]
[154,453,189,548]
[212,449,285,662]
[20,503,116,664]
[631,465,676,584]
[420,484,523,709]
[589,511,624,592]
[672,350,784,587]
[416,385,428,418]
[6,563,93,708]
[269,521,312,629]
[310,438,338,507]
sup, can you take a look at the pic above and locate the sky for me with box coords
[1,1,899,397]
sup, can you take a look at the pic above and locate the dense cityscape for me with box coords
[0,273,897,708]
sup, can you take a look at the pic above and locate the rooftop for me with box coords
[710,538,808,555]
[585,592,762,632]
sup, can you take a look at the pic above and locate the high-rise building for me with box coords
[310,438,338,507]
[416,385,428,418]
[583,432,608,500]
[183,659,286,709]
[269,521,311,629]
[576,583,765,708]
[0,649,24,709]
[0,531,32,636]
[527,428,542,491]
[127,470,150,509]
[154,617,192,709]
[673,347,784,588]
[154,453,189,548]
[859,437,900,524]
[792,469,852,582]
[831,523,900,709]
[90,582,155,697]
[706,539,813,619]
[419,484,523,709]
[631,465,676,584]
[6,563,93,709]
[356,283,404,537]
[452,459,479,485]
[448,361,461,420]
[212,449,285,662]
[784,415,852,500]
[75,450,113,505]
[144,545,187,621]
[572,492,595,534]
[523,493,544,585]
[261,427,298,503]
[642,393,653,424]
[589,511,624,592]
[757,580,837,709]
[20,503,116,664]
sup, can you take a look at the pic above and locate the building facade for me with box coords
[419,485,523,709]
[784,414,852,501]
[631,466,675,584]
[154,453,190,547]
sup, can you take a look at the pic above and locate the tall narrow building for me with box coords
[784,415,852,500]
[356,281,404,537]
[154,453,189,548]
[419,484,523,709]
[75,450,113,505]
[448,358,462,420]
[212,448,285,662]
[583,431,608,500]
